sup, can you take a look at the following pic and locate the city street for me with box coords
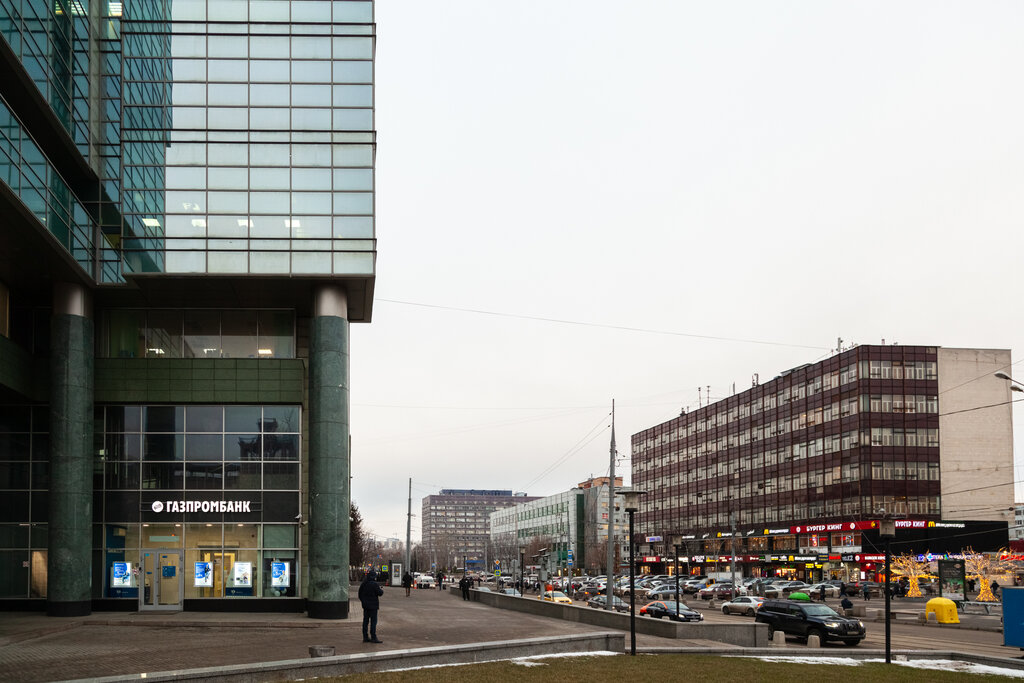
[0,588,1018,682]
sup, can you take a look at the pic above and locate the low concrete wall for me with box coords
[72,632,625,683]
[465,589,768,648]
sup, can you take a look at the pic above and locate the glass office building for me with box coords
[0,0,375,618]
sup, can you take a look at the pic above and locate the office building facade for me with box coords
[631,346,1013,581]
[421,489,539,572]
[0,0,376,618]
[489,477,629,576]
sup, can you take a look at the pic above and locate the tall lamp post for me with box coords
[620,488,646,656]
[672,537,682,614]
[879,515,896,664]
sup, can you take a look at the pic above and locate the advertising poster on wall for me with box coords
[233,561,252,587]
[111,562,133,587]
[195,561,213,587]
[939,559,966,601]
[271,561,290,587]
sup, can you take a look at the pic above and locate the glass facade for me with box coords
[1,0,376,283]
[102,308,295,358]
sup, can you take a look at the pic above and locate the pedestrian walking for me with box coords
[862,583,870,601]
[358,570,384,644]
[437,571,444,590]
[839,581,847,597]
[402,571,413,597]
[819,584,827,602]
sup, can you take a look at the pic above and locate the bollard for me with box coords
[807,634,822,648]
[309,646,336,657]
[771,631,786,647]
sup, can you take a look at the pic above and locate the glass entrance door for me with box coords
[140,549,183,611]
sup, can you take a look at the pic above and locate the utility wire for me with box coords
[378,298,829,351]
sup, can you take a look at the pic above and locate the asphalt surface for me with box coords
[0,586,1015,682]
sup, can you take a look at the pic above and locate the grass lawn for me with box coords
[312,653,1019,682]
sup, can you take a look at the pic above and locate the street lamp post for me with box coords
[880,516,896,664]
[673,539,682,614]
[620,488,646,656]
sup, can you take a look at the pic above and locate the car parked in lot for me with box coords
[587,595,630,612]
[646,585,688,601]
[721,595,765,616]
[763,581,810,598]
[683,578,714,594]
[538,590,573,604]
[755,598,866,645]
[805,583,840,598]
[639,600,704,622]
[699,583,745,600]
[499,588,522,596]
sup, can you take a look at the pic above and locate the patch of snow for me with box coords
[736,656,1024,678]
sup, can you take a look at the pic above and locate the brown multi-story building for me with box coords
[421,489,539,573]
[631,345,1013,582]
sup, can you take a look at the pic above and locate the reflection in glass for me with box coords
[183,310,220,358]
[145,310,183,357]
[224,462,261,489]
[225,406,261,434]
[185,406,224,433]
[145,406,184,433]
[144,434,185,461]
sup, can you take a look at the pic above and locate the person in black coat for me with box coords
[459,575,471,600]
[402,571,413,597]
[358,570,384,643]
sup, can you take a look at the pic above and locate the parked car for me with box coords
[755,598,865,645]
[587,595,630,612]
[721,595,765,616]
[646,585,688,601]
[764,581,810,598]
[699,583,745,600]
[538,590,573,604]
[415,575,436,589]
[805,583,840,598]
[683,578,715,594]
[574,584,607,601]
[499,588,522,596]
[639,600,704,622]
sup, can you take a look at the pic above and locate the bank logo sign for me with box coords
[151,500,253,513]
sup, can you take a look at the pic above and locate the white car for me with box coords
[415,575,436,589]
[805,583,840,598]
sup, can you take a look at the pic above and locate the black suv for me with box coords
[754,599,865,646]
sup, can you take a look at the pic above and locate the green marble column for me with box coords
[47,284,94,617]
[307,285,350,619]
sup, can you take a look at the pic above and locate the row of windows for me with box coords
[102,309,295,359]
[158,1,373,24]
[153,83,372,108]
[126,58,371,84]
[131,216,373,241]
[97,405,300,435]
[161,35,373,60]
[128,249,374,275]
[662,495,941,529]
[100,461,299,491]
[637,428,941,478]
[99,433,299,462]
[637,356,938,449]
[144,142,373,167]
[134,166,373,193]
[127,106,372,132]
[136,189,372,215]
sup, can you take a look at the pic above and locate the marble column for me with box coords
[47,282,93,617]
[307,284,350,619]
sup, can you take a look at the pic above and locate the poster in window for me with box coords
[233,561,252,587]
[938,559,966,601]
[271,561,290,587]
[111,562,133,587]
[195,561,213,587]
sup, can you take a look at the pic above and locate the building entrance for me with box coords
[140,550,183,611]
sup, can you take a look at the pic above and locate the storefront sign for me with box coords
[195,561,213,587]
[763,528,791,536]
[151,500,253,513]
[233,561,252,587]
[271,561,290,587]
[791,521,877,533]
[646,536,663,542]
[642,556,661,563]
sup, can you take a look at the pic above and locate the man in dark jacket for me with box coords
[459,574,471,600]
[402,571,413,597]
[358,571,384,643]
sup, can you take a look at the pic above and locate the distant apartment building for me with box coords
[489,476,628,575]
[421,489,538,571]
[631,346,1013,582]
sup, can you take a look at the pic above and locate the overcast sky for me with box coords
[351,1,1024,542]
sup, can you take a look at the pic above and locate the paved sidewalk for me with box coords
[0,589,706,682]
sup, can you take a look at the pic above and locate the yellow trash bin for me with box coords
[925,597,959,624]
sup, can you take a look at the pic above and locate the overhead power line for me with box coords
[378,298,829,351]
